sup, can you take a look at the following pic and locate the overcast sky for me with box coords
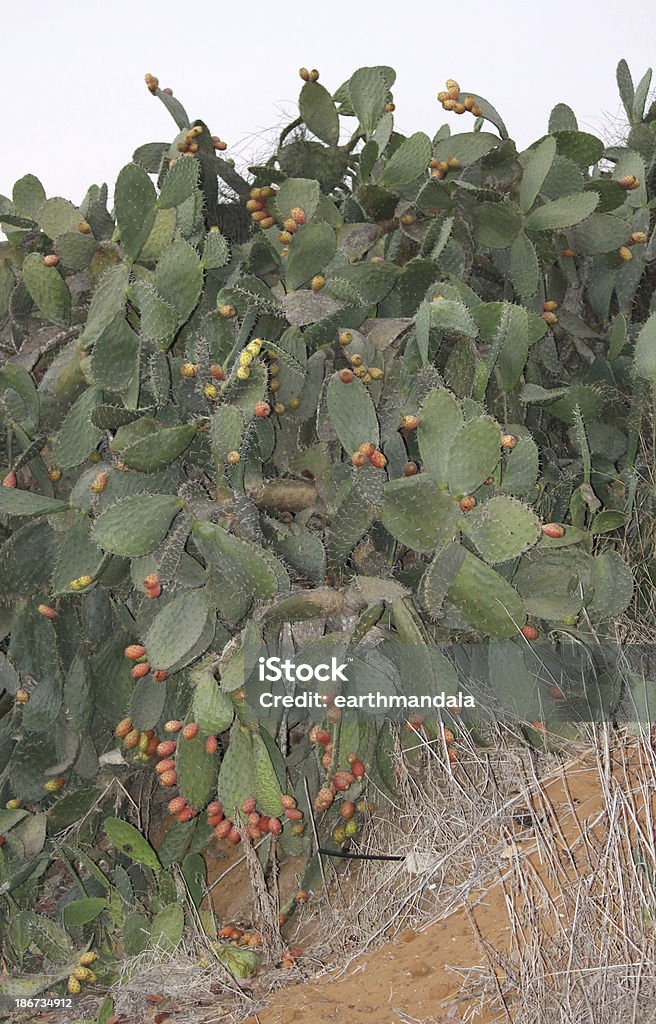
[1,0,655,206]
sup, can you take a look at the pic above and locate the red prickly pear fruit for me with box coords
[37,604,57,619]
[618,174,639,189]
[168,796,187,815]
[260,217,275,229]
[153,669,168,682]
[43,253,60,266]
[295,889,310,904]
[443,727,455,745]
[215,819,233,839]
[241,796,257,814]
[284,807,303,821]
[177,807,195,822]
[258,816,271,832]
[143,572,160,590]
[115,718,133,739]
[339,369,354,383]
[207,813,223,828]
[291,207,306,225]
[254,400,271,418]
[351,760,365,779]
[459,495,477,512]
[358,441,376,457]
[156,758,176,774]
[131,662,150,679]
[333,771,354,791]
[182,723,199,740]
[125,644,147,660]
[369,450,387,469]
[145,736,159,757]
[403,462,418,476]
[157,740,177,757]
[322,752,333,768]
[269,817,283,835]
[227,826,242,844]
[164,720,183,733]
[543,300,558,311]
[351,450,368,467]
[145,583,162,599]
[159,769,178,787]
[247,825,262,841]
[448,747,459,763]
[521,625,540,642]
[501,434,517,449]
[281,794,297,809]
[247,811,261,828]
[205,736,218,754]
[2,472,17,488]
[340,801,356,820]
[541,523,565,538]
[207,801,223,818]
[562,248,576,258]
[210,363,226,380]
[541,311,558,325]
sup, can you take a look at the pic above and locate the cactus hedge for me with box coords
[1,59,656,994]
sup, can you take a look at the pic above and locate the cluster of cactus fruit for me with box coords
[1,56,656,986]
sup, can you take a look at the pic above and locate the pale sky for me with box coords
[1,0,655,206]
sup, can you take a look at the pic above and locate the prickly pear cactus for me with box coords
[0,57,653,983]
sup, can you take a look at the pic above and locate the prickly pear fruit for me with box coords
[37,604,57,619]
[459,495,477,511]
[44,777,67,792]
[131,662,150,679]
[521,625,539,641]
[115,718,133,739]
[159,769,178,787]
[501,434,517,449]
[541,523,565,538]
[182,722,199,740]
[164,720,184,733]
[157,740,177,757]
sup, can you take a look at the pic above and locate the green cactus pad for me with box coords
[158,156,200,209]
[154,237,203,324]
[519,136,557,213]
[381,476,459,553]
[54,230,98,270]
[191,661,234,733]
[471,202,523,249]
[52,386,103,468]
[419,542,466,619]
[252,733,284,816]
[286,222,337,291]
[276,177,321,222]
[202,229,230,270]
[89,316,141,393]
[105,818,160,872]
[446,549,525,637]
[587,550,633,620]
[114,163,157,261]
[501,436,539,496]
[509,233,539,299]
[21,254,71,326]
[258,587,345,625]
[459,495,541,563]
[381,132,432,189]
[176,726,218,809]
[429,298,478,336]
[633,312,656,382]
[144,588,212,671]
[93,494,183,557]
[37,197,82,239]
[299,81,339,146]
[525,191,599,231]
[552,130,604,168]
[0,488,70,517]
[130,280,178,345]
[217,726,255,818]
[514,548,591,620]
[78,264,129,348]
[193,520,279,612]
[417,388,464,486]
[13,174,46,219]
[447,416,501,497]
[326,372,379,455]
[52,512,105,593]
[129,674,167,731]
[348,67,389,135]
[120,424,196,472]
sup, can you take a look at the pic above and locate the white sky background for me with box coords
[1,0,656,205]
